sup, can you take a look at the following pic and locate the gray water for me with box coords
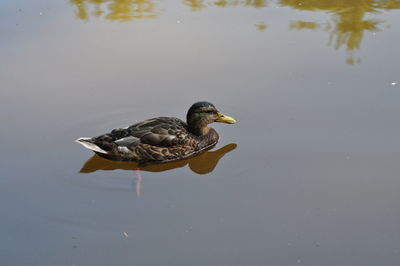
[1,1,400,265]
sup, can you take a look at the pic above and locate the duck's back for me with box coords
[112,117,190,146]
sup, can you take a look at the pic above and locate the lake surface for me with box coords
[1,1,400,265]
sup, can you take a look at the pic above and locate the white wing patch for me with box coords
[117,146,131,153]
[114,136,140,146]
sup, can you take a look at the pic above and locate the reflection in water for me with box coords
[281,0,400,64]
[70,0,157,21]
[184,0,206,11]
[184,0,267,10]
[68,0,400,64]
[255,22,268,31]
[80,144,237,196]
[69,0,267,20]
[289,21,318,30]
[246,0,267,8]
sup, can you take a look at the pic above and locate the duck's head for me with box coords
[186,101,236,136]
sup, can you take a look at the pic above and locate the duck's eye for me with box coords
[205,110,215,114]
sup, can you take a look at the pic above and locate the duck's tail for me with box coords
[75,137,108,154]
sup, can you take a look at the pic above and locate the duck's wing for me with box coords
[76,117,192,156]
[130,117,190,146]
[104,117,190,148]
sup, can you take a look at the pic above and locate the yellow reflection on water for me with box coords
[245,0,267,8]
[70,0,157,21]
[68,0,400,64]
[281,0,400,63]
[69,0,267,19]
[184,0,267,10]
[255,22,268,31]
[290,21,319,30]
[184,0,206,11]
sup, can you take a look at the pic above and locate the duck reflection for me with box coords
[80,144,237,196]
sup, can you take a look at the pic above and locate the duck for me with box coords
[76,101,236,164]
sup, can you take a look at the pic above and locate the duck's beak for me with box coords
[216,112,237,124]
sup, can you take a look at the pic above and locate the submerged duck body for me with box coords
[76,102,236,163]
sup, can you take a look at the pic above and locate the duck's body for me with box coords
[76,102,236,163]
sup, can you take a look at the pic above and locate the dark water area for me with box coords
[1,1,400,265]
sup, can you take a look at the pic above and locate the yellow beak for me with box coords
[216,112,237,124]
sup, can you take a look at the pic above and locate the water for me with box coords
[1,1,400,265]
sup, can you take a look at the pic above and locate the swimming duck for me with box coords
[76,101,236,163]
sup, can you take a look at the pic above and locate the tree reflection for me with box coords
[184,0,206,11]
[289,21,319,30]
[245,0,267,8]
[255,22,268,31]
[281,0,400,64]
[69,0,267,18]
[70,0,157,21]
[183,0,267,9]
[69,0,399,64]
